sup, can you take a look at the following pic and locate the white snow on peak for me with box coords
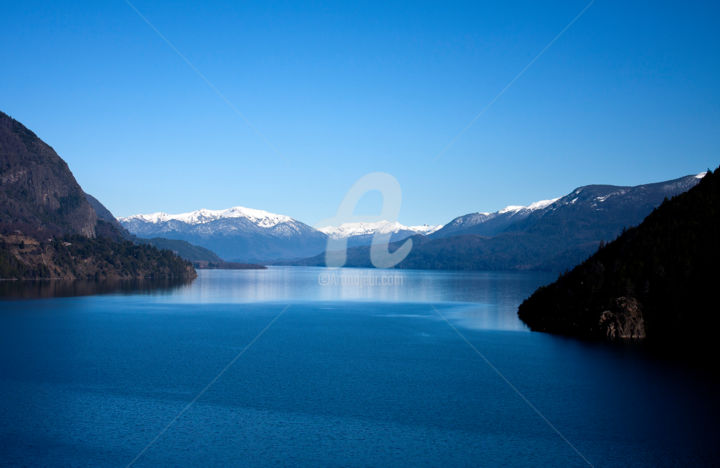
[498,205,525,214]
[406,224,443,235]
[498,198,560,214]
[120,206,293,228]
[317,221,442,239]
[527,198,560,210]
[696,172,708,179]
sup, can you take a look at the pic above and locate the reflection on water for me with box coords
[0,267,554,331]
[0,267,554,304]
[0,277,193,300]
[175,267,554,304]
[165,267,554,331]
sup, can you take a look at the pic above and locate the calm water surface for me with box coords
[1,267,718,467]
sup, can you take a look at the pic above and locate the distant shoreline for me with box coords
[193,261,266,270]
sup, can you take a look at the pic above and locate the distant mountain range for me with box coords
[430,176,703,242]
[122,173,705,269]
[287,173,705,271]
[84,194,260,268]
[120,208,441,262]
[121,207,327,263]
[430,198,559,239]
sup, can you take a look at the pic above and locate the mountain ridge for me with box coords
[286,173,705,271]
[121,205,293,228]
[120,207,442,262]
[119,171,704,267]
[121,206,326,263]
[318,221,441,238]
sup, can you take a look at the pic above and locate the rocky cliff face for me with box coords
[0,111,195,280]
[598,297,646,340]
[0,111,97,238]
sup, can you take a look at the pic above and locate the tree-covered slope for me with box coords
[135,237,221,262]
[0,234,195,280]
[518,166,719,345]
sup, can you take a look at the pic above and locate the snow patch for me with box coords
[498,197,560,214]
[526,198,561,210]
[499,205,525,214]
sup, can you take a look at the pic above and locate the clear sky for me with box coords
[2,0,719,226]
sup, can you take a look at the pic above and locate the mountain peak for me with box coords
[120,205,324,262]
[317,221,441,239]
[121,206,293,228]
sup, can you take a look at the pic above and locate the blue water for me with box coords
[1,267,718,467]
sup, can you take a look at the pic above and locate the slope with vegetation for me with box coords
[0,234,195,280]
[518,167,719,347]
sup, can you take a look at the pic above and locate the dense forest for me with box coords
[518,166,719,349]
[0,228,195,280]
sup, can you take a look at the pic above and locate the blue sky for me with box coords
[2,0,719,226]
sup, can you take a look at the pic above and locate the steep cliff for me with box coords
[0,111,195,280]
[0,111,97,238]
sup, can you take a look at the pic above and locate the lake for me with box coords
[1,267,718,467]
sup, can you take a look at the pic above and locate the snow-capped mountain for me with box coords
[121,206,443,262]
[432,172,705,240]
[431,198,560,239]
[122,206,293,228]
[120,206,326,263]
[318,221,441,245]
[318,221,442,239]
[497,198,560,214]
